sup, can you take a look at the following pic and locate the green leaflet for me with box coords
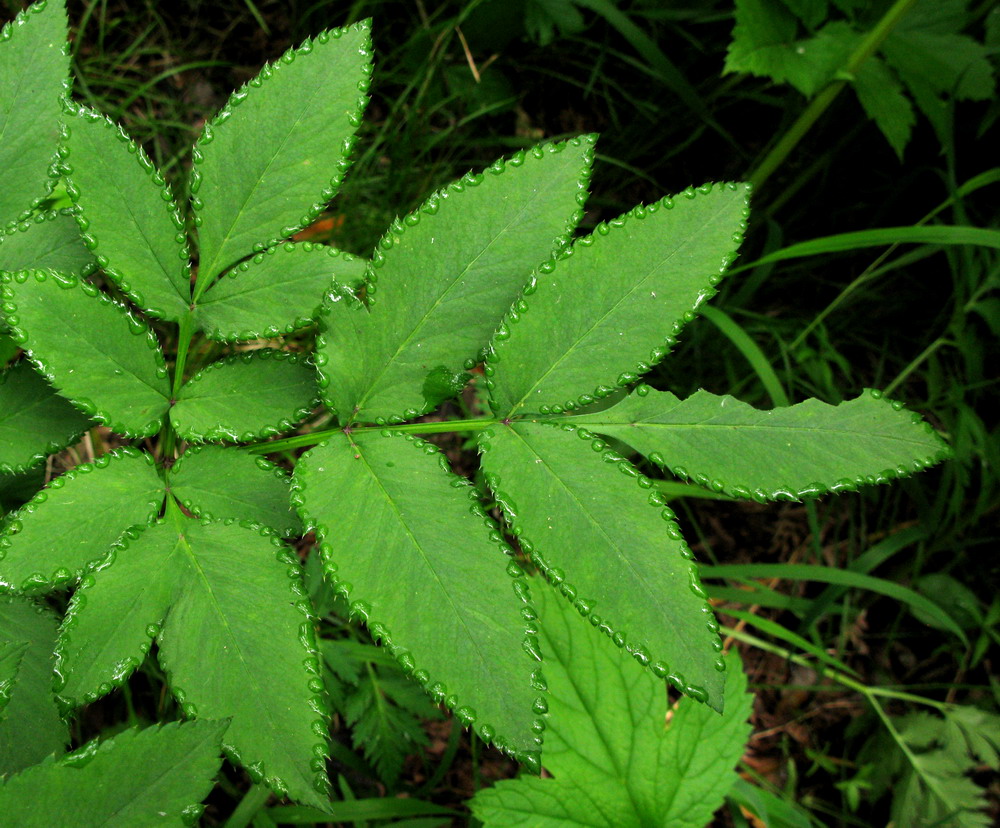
[54,520,182,706]
[0,360,92,474]
[488,182,750,418]
[194,242,366,341]
[56,511,331,809]
[61,102,191,321]
[0,448,164,593]
[156,517,330,810]
[852,55,916,160]
[0,720,226,827]
[567,386,951,501]
[172,350,318,443]
[0,595,68,775]
[0,270,170,437]
[169,445,302,537]
[318,136,595,424]
[0,0,68,220]
[724,2,857,97]
[292,430,545,765]
[471,590,752,827]
[0,211,95,275]
[191,22,372,291]
[0,640,25,716]
[478,420,726,710]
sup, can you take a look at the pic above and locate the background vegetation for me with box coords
[3,0,996,824]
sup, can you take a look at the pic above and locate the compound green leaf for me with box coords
[157,518,330,810]
[884,29,995,102]
[0,270,170,437]
[471,589,752,828]
[169,445,302,537]
[54,521,184,707]
[0,448,165,593]
[0,720,227,828]
[852,55,915,159]
[293,430,545,765]
[488,182,749,418]
[0,594,68,774]
[0,211,95,275]
[195,241,365,341]
[319,137,594,424]
[61,103,191,321]
[193,22,372,289]
[0,0,69,220]
[478,420,726,709]
[0,360,92,474]
[569,386,951,501]
[171,350,318,443]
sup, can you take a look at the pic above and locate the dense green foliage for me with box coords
[0,0,996,824]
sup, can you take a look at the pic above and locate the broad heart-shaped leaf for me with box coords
[61,102,191,321]
[0,0,68,220]
[0,210,96,275]
[192,21,372,291]
[0,270,170,437]
[488,182,750,418]
[471,589,752,828]
[0,448,164,593]
[169,445,302,537]
[318,136,595,424]
[171,350,318,443]
[293,430,546,765]
[478,420,726,710]
[56,512,332,810]
[568,386,952,501]
[0,595,68,774]
[194,241,366,341]
[0,360,92,474]
[0,720,226,827]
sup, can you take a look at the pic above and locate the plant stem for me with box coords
[159,309,196,462]
[748,0,919,191]
[246,416,501,454]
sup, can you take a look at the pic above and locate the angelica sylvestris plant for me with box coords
[0,0,949,814]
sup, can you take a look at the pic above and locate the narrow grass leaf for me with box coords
[0,360,92,474]
[478,420,726,710]
[267,800,458,824]
[735,225,1000,272]
[193,22,372,289]
[568,386,950,501]
[169,445,302,537]
[158,518,330,810]
[488,182,749,417]
[470,589,752,827]
[0,270,170,437]
[699,305,789,406]
[0,0,68,219]
[53,521,184,708]
[194,242,365,341]
[171,350,318,443]
[701,563,969,643]
[293,430,545,765]
[0,211,95,275]
[0,595,67,774]
[61,103,191,320]
[0,720,227,827]
[319,136,594,424]
[0,448,164,593]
